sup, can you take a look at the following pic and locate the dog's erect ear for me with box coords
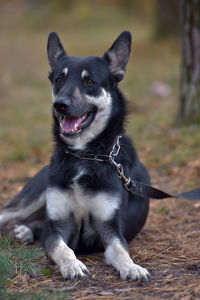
[47,32,67,68]
[103,31,132,81]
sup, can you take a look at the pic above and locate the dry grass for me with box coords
[1,160,200,299]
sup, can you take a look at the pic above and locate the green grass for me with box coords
[0,235,71,299]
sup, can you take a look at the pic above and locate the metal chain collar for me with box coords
[65,135,131,191]
[109,136,131,191]
[65,136,200,199]
[65,135,122,163]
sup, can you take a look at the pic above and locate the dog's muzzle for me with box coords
[54,98,96,137]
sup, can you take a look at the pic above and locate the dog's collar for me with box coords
[66,135,200,201]
[65,135,122,163]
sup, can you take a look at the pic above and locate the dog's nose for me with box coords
[54,98,71,114]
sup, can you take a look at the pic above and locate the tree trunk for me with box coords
[179,0,200,124]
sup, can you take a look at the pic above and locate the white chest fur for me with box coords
[46,170,120,222]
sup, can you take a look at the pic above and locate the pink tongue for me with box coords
[61,116,82,133]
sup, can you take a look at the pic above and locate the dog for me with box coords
[0,31,150,281]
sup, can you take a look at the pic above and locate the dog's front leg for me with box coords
[105,237,150,281]
[98,220,150,281]
[45,188,89,279]
[44,233,89,279]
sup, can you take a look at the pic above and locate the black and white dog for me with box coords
[0,31,150,281]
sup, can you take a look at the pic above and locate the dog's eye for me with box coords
[55,78,63,84]
[85,79,95,86]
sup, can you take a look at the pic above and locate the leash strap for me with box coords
[114,163,200,201]
[128,179,200,200]
[66,135,200,201]
[109,137,200,201]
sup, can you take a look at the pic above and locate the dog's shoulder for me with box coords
[117,134,139,166]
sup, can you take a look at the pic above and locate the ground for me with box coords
[0,1,200,299]
[0,158,200,300]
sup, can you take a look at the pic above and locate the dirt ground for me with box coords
[0,158,200,300]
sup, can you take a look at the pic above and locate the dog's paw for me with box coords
[59,258,89,280]
[119,262,150,282]
[13,225,34,244]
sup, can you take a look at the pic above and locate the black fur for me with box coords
[0,31,150,281]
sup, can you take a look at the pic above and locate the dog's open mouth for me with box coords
[59,111,95,136]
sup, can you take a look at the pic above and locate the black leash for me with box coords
[66,136,200,201]
[118,166,200,200]
[129,181,200,200]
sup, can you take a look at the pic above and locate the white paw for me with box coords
[119,262,150,281]
[13,225,34,244]
[59,258,89,280]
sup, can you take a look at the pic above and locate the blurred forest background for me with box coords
[0,0,199,174]
[0,0,191,168]
[0,0,200,186]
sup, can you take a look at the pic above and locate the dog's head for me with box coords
[47,31,132,150]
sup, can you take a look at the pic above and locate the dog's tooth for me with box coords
[81,114,87,121]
